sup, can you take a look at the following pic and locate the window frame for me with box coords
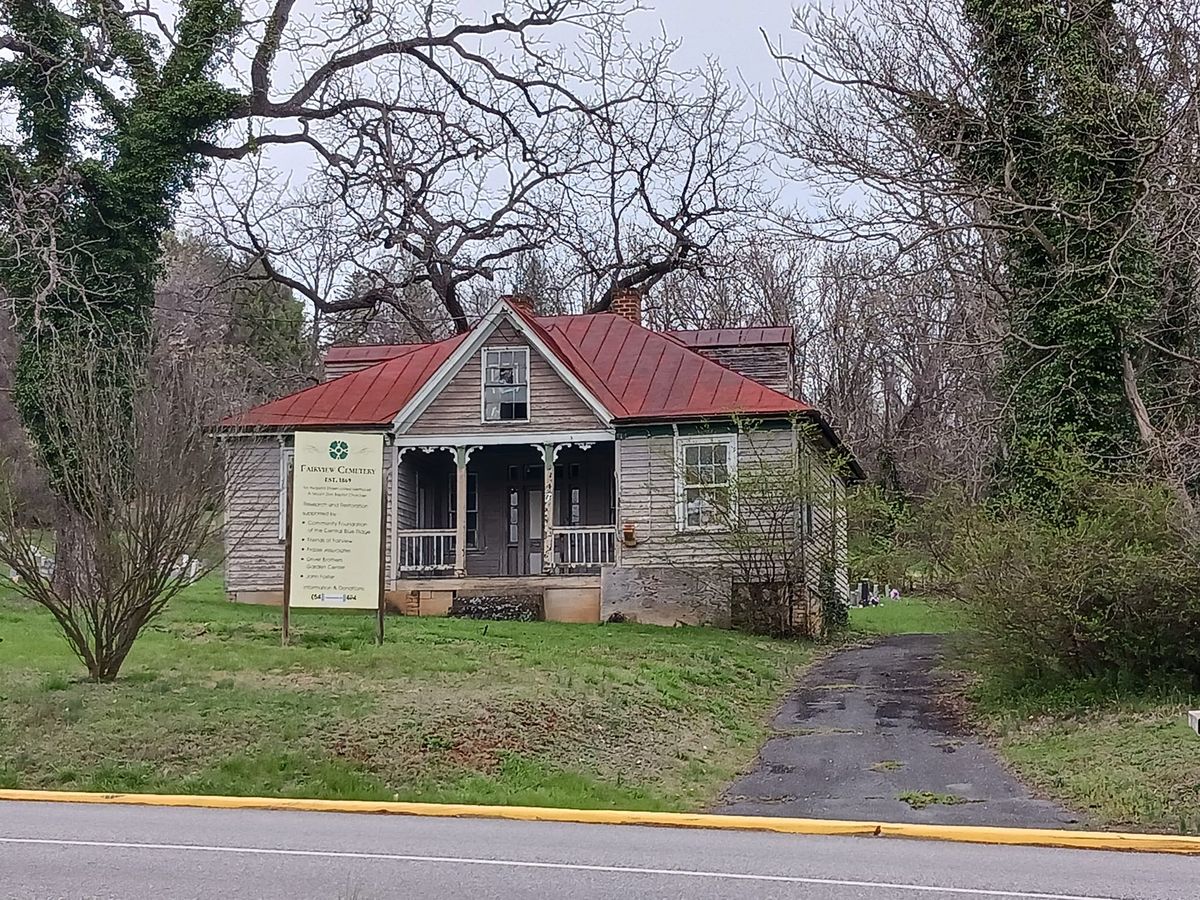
[674,433,737,533]
[480,346,531,424]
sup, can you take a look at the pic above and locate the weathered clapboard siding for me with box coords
[396,452,419,530]
[224,440,285,592]
[224,440,396,593]
[800,439,849,602]
[615,425,846,602]
[617,426,794,568]
[382,444,394,580]
[690,344,795,398]
[407,320,602,434]
[833,475,849,600]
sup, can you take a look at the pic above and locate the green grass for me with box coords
[0,574,814,810]
[848,596,959,635]
[972,679,1200,834]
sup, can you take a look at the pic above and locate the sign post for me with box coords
[283,431,387,643]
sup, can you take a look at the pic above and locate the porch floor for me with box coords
[392,574,600,593]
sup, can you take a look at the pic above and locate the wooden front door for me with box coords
[503,463,544,575]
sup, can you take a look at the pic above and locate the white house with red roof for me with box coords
[221,292,858,633]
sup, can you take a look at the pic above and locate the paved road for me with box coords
[720,635,1075,826]
[0,800,1194,900]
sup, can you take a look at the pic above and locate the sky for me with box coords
[640,0,798,86]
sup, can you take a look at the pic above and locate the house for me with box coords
[220,292,859,634]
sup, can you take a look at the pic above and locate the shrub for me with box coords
[950,474,1200,686]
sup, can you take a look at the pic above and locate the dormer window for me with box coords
[482,347,529,422]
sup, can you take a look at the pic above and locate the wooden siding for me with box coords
[225,439,396,593]
[800,439,849,602]
[406,320,603,434]
[833,476,849,600]
[617,427,794,568]
[616,425,848,603]
[396,453,418,529]
[224,441,284,592]
[690,344,794,398]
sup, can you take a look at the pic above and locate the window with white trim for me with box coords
[676,435,736,531]
[482,347,529,422]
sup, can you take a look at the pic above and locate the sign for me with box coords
[288,431,385,610]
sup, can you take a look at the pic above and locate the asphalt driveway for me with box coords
[718,634,1078,827]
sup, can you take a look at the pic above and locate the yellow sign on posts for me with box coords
[287,431,385,610]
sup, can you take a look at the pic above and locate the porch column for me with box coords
[542,443,556,574]
[454,446,469,576]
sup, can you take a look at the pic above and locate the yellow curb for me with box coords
[1,788,1198,855]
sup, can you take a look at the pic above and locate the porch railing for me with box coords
[396,529,456,572]
[553,525,616,571]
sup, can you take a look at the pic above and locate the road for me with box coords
[1,801,1195,900]
[721,635,1073,826]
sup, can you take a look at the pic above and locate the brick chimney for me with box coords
[609,288,642,325]
[500,293,536,315]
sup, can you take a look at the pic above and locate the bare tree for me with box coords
[762,0,1200,507]
[190,2,661,333]
[2,0,659,454]
[0,341,254,682]
[565,62,765,311]
[195,19,767,332]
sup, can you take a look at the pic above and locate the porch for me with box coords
[392,441,617,580]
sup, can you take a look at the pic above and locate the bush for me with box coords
[950,473,1200,686]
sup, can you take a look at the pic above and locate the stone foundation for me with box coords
[600,565,730,627]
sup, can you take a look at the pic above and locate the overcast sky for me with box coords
[642,0,798,85]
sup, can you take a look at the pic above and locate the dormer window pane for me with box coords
[483,348,529,421]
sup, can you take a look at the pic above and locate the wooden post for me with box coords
[377,452,388,646]
[281,461,294,647]
[542,443,555,574]
[454,447,468,576]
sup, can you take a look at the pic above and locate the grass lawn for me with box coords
[848,596,959,635]
[0,575,813,811]
[973,682,1200,834]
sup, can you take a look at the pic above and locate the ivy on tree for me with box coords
[1,0,241,467]
[916,0,1159,509]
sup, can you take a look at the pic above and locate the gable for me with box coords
[405,318,606,435]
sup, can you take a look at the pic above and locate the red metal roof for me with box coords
[536,313,806,421]
[226,335,467,427]
[666,326,794,348]
[226,307,808,428]
[325,343,422,363]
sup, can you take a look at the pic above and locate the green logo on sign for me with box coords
[328,440,349,460]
